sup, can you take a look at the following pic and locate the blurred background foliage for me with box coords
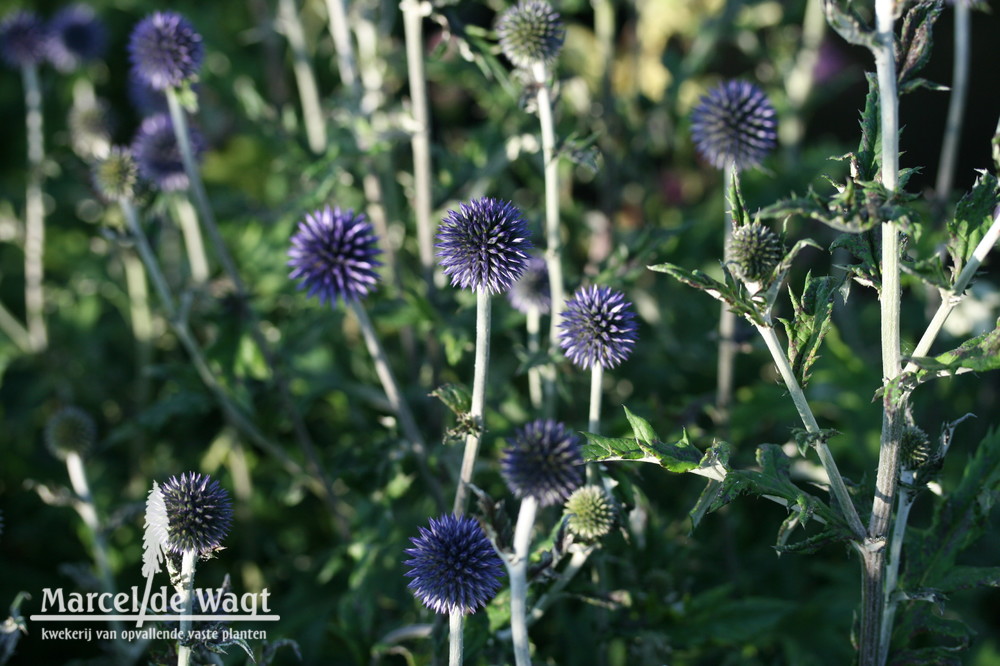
[1,0,999,664]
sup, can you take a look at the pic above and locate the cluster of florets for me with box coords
[496,1,565,71]
[159,472,233,555]
[691,80,777,172]
[0,6,106,71]
[727,221,783,286]
[559,285,638,370]
[45,406,96,460]
[501,419,584,507]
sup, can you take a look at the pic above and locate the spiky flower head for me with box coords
[288,206,382,307]
[92,147,139,202]
[506,255,551,314]
[559,285,638,370]
[45,407,96,460]
[159,472,233,554]
[130,113,204,192]
[404,514,505,615]
[691,80,777,171]
[501,419,583,506]
[128,11,203,91]
[900,426,936,472]
[0,11,49,69]
[728,221,782,285]
[47,5,107,72]
[564,485,615,542]
[436,198,532,295]
[128,69,169,116]
[496,1,565,70]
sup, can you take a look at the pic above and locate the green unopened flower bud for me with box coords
[564,485,615,542]
[92,146,138,202]
[45,407,96,460]
[496,1,565,71]
[900,425,935,472]
[728,221,782,284]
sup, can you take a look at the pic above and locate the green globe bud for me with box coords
[496,1,565,71]
[45,407,96,460]
[92,146,138,202]
[728,221,782,285]
[900,425,935,472]
[564,485,615,542]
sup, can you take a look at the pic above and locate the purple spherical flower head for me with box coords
[160,472,233,555]
[507,255,551,314]
[691,80,777,171]
[559,285,638,370]
[0,11,49,69]
[131,112,204,192]
[288,206,382,307]
[404,514,505,615]
[501,419,583,506]
[47,5,107,72]
[129,11,203,91]
[128,69,168,115]
[436,198,532,294]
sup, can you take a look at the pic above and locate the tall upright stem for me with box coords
[402,0,436,289]
[863,1,903,663]
[324,0,359,95]
[716,162,739,432]
[879,477,916,665]
[449,610,463,666]
[588,364,604,435]
[277,0,328,154]
[22,63,47,352]
[453,292,492,515]
[934,0,970,203]
[534,62,564,415]
[176,550,197,666]
[172,196,210,284]
[781,0,826,151]
[527,306,542,409]
[509,496,538,666]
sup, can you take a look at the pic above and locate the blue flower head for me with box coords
[404,514,505,615]
[0,11,49,69]
[160,472,233,554]
[501,419,583,506]
[45,406,96,460]
[436,198,532,295]
[128,11,203,91]
[47,5,107,72]
[288,206,382,307]
[507,255,551,314]
[559,285,638,370]
[691,80,777,171]
[131,113,204,192]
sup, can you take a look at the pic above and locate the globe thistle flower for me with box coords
[507,255,551,314]
[92,147,138,202]
[128,11,203,92]
[0,11,49,69]
[436,198,532,295]
[128,69,169,115]
[131,113,204,192]
[501,419,583,507]
[47,5,107,73]
[45,406,96,460]
[564,485,615,542]
[559,285,638,370]
[691,80,777,171]
[159,472,233,555]
[496,1,565,70]
[404,514,505,615]
[288,207,382,307]
[727,221,782,285]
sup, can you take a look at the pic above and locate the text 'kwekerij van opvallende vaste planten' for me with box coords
[1,0,999,664]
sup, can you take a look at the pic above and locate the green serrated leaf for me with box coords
[779,273,842,386]
[623,405,657,445]
[647,262,765,326]
[936,565,1000,592]
[946,171,1000,275]
[831,229,881,290]
[581,426,701,473]
[896,1,944,95]
[857,72,881,181]
[906,322,1000,384]
[429,383,471,416]
[822,0,876,50]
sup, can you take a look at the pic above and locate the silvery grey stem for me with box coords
[753,321,866,539]
[879,475,916,665]
[934,0,970,203]
[172,196,210,284]
[716,162,739,431]
[533,62,564,415]
[509,496,538,666]
[906,206,1000,371]
[0,300,31,353]
[22,62,47,352]
[276,0,328,154]
[588,364,604,436]
[401,0,436,289]
[349,300,445,512]
[781,0,826,150]
[527,306,542,409]
[449,609,463,666]
[323,0,359,95]
[176,549,197,666]
[453,291,492,516]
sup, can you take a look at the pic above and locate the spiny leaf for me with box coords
[778,273,843,387]
[623,405,657,446]
[936,565,1000,592]
[946,170,1000,276]
[857,72,881,181]
[906,322,1000,384]
[831,229,881,291]
[896,1,944,95]
[822,0,876,50]
[647,262,765,326]
[430,383,471,416]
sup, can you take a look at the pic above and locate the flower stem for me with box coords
[588,364,604,435]
[716,162,739,432]
[753,321,866,539]
[172,196,210,284]
[22,62,46,352]
[453,291,492,515]
[323,0,359,95]
[0,299,31,353]
[401,0,436,289]
[449,609,463,666]
[509,496,538,666]
[781,0,826,152]
[276,0,328,154]
[533,62,564,416]
[934,0,970,204]
[349,300,445,512]
[879,476,916,665]
[177,549,197,666]
[527,305,542,409]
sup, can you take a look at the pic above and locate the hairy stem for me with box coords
[176,550,197,666]
[588,363,604,436]
[934,0,970,203]
[716,162,739,431]
[879,476,916,665]
[172,196,210,284]
[323,0,359,95]
[453,292,492,515]
[23,62,47,352]
[509,496,538,666]
[277,0,328,154]
[527,306,542,409]
[449,609,463,666]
